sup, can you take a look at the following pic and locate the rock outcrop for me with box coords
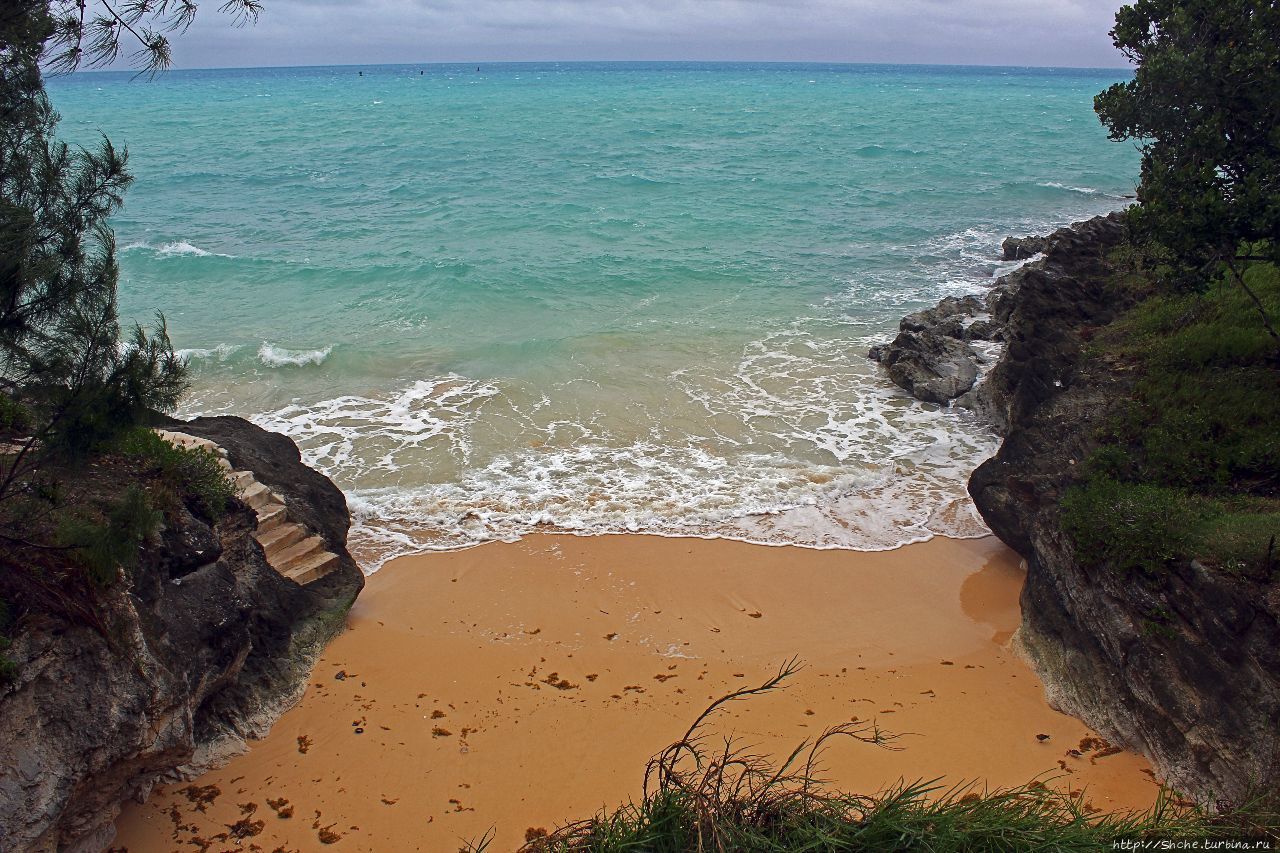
[867,295,1004,405]
[869,330,980,404]
[0,416,363,852]
[961,213,1280,803]
[1001,233,1049,260]
[959,212,1129,431]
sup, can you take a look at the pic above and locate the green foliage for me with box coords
[508,782,1216,852]
[42,0,264,74]
[1064,253,1280,576]
[1095,0,1280,294]
[2,0,189,468]
[0,392,31,434]
[1194,502,1280,578]
[1,0,192,606]
[1062,478,1200,576]
[0,0,256,638]
[55,484,160,586]
[117,428,235,522]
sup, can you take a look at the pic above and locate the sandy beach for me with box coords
[112,534,1157,852]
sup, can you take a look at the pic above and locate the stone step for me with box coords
[255,522,306,556]
[158,430,221,455]
[256,504,288,533]
[241,481,275,510]
[274,535,324,569]
[232,470,255,490]
[283,550,340,585]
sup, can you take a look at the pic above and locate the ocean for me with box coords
[47,62,1138,569]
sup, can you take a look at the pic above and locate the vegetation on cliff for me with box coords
[1063,0,1278,580]
[1062,257,1279,579]
[1094,0,1279,342]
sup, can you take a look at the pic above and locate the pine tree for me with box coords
[2,0,186,482]
[1,0,257,571]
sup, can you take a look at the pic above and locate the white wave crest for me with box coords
[175,343,240,363]
[121,240,234,258]
[1039,181,1100,195]
[1038,181,1129,201]
[257,343,333,367]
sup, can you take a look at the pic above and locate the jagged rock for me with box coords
[155,501,223,580]
[962,317,1004,341]
[0,416,363,852]
[964,213,1128,431]
[870,293,989,404]
[899,295,984,332]
[1001,234,1049,260]
[967,212,1280,803]
[871,330,979,404]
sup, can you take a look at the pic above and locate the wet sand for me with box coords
[112,534,1157,852]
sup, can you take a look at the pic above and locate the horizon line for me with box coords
[62,58,1134,76]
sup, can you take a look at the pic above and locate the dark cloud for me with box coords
[168,0,1127,68]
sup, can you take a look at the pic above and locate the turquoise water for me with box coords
[49,62,1137,568]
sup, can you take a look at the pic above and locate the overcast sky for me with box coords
[164,0,1128,69]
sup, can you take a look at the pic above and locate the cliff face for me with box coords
[0,416,364,852]
[962,216,1280,803]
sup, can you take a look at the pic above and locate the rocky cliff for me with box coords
[0,416,364,852]
[875,214,1280,804]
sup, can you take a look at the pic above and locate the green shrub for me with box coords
[116,428,235,522]
[0,394,31,435]
[1062,478,1201,575]
[496,666,1259,852]
[55,485,162,586]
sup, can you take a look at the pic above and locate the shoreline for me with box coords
[348,527,999,577]
[112,533,1158,851]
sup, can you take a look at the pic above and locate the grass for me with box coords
[1064,252,1280,577]
[463,664,1276,852]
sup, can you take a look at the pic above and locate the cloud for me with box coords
[166,0,1127,68]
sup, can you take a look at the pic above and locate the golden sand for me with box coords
[112,534,1157,851]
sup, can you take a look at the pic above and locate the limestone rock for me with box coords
[898,295,985,332]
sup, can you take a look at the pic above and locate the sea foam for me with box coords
[257,343,333,367]
[237,326,1001,572]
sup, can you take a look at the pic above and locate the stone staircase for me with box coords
[155,430,341,586]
